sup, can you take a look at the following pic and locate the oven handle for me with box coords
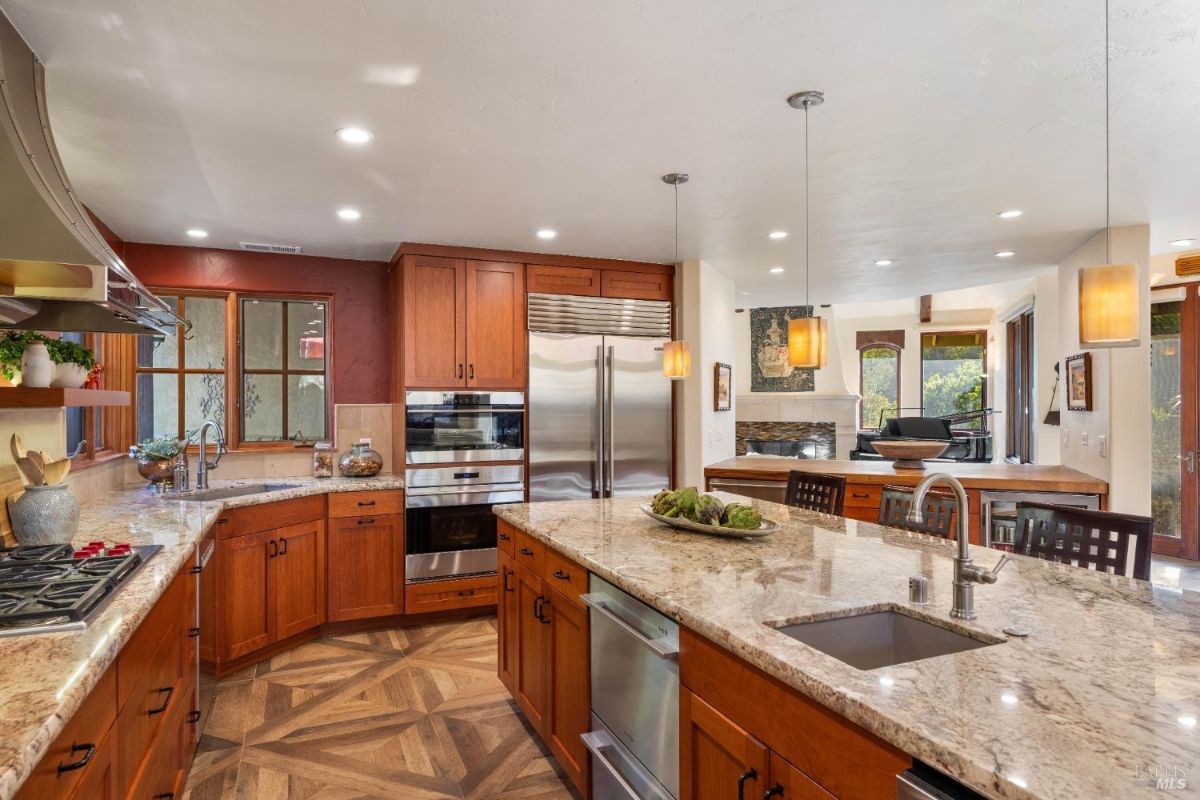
[405,488,526,509]
[579,593,679,660]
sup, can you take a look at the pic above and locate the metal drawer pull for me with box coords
[357,517,376,525]
[519,547,534,556]
[763,785,784,800]
[56,742,96,774]
[268,540,278,558]
[357,500,376,507]
[552,569,570,581]
[188,626,201,638]
[279,537,289,556]
[147,686,174,716]
[154,794,175,800]
[457,589,475,597]
[852,493,870,499]
[579,594,679,660]
[737,768,757,800]
[187,710,202,724]
[497,532,511,540]
[503,570,514,592]
[580,730,669,800]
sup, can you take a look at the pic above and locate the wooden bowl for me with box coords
[871,440,950,469]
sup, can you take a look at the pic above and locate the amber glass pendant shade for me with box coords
[787,316,827,368]
[662,340,691,379]
[1078,263,1139,347]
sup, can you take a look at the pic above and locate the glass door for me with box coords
[1151,287,1198,559]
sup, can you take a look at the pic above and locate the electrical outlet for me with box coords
[1099,434,1107,457]
[1080,431,1089,446]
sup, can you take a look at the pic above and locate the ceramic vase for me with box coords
[20,342,53,388]
[51,362,89,388]
[11,484,80,545]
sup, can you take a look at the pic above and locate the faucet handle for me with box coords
[979,554,1012,584]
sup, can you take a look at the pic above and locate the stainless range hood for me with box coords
[0,10,183,336]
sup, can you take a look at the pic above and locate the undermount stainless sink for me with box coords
[771,609,1002,670]
[171,483,301,502]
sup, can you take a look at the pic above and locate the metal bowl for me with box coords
[871,439,950,470]
[135,457,174,484]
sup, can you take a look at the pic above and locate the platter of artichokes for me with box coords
[640,487,779,538]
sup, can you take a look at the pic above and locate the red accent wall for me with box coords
[123,243,391,404]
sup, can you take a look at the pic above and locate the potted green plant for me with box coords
[129,433,190,485]
[0,331,48,385]
[47,338,97,388]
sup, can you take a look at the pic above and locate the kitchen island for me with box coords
[704,458,1108,544]
[496,495,1199,800]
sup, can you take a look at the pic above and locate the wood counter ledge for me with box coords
[0,475,404,800]
[495,496,1197,800]
[704,457,1109,494]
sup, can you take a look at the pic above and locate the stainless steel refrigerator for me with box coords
[528,293,673,501]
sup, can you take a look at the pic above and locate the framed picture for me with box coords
[1065,352,1092,411]
[714,363,732,411]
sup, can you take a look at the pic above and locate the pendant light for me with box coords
[662,172,691,379]
[786,90,828,369]
[1078,0,1140,348]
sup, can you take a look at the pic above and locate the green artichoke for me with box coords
[721,503,762,530]
[674,487,701,521]
[651,489,675,516]
[695,494,725,526]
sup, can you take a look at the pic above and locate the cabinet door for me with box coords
[681,689,768,800]
[275,519,326,640]
[218,529,276,661]
[497,551,519,693]
[514,566,549,733]
[465,260,526,389]
[404,254,466,388]
[600,269,671,301]
[546,589,590,796]
[67,727,117,800]
[327,514,404,621]
[765,751,835,800]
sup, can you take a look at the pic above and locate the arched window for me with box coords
[859,343,901,429]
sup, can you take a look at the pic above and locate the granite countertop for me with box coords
[704,457,1109,494]
[496,496,1199,800]
[0,475,404,800]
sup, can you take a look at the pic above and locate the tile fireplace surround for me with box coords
[735,394,859,460]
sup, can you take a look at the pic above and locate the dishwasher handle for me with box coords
[581,729,674,800]
[579,593,679,660]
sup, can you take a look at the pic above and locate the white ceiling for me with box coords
[2,0,1199,304]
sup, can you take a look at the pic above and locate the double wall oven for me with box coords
[404,391,526,584]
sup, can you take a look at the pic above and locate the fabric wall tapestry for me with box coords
[750,305,816,392]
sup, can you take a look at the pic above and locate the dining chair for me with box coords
[783,471,847,516]
[877,485,958,538]
[1014,502,1153,581]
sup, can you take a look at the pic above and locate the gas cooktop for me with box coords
[0,542,161,637]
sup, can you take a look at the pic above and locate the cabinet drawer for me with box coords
[843,506,880,524]
[527,265,601,297]
[600,269,672,301]
[404,576,497,613]
[118,628,185,797]
[328,489,405,518]
[843,484,882,509]
[118,564,186,710]
[214,494,325,538]
[544,549,587,607]
[497,519,518,557]
[14,666,116,800]
[513,530,545,575]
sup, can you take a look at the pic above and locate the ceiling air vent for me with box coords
[239,241,302,255]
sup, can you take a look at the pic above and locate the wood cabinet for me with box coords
[681,688,768,800]
[401,255,526,389]
[498,547,591,798]
[68,727,117,800]
[274,519,326,639]
[527,264,601,296]
[404,574,497,613]
[327,513,405,621]
[764,751,836,800]
[525,263,672,301]
[600,268,671,301]
[218,528,276,660]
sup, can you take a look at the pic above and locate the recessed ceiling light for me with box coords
[874,259,893,267]
[994,250,1015,258]
[337,208,362,221]
[186,229,208,239]
[768,231,788,240]
[769,266,785,274]
[1169,238,1195,247]
[536,229,558,240]
[998,210,1024,219]
[336,127,373,145]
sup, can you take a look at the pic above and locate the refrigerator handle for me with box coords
[605,344,615,496]
[595,344,605,498]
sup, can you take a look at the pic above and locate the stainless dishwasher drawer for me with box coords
[707,477,787,503]
[583,717,674,800]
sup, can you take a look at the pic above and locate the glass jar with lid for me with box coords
[312,441,334,478]
[338,439,383,477]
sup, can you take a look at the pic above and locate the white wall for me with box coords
[1056,225,1151,514]
[675,260,738,487]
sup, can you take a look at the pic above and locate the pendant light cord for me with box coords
[674,181,679,264]
[1105,0,1111,263]
[804,103,811,311]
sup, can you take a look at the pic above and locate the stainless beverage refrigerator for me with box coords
[527,293,673,501]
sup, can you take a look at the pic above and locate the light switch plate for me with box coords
[1080,431,1089,446]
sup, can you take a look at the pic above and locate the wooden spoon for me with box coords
[41,458,71,486]
[26,450,45,472]
[15,456,43,487]
[8,433,24,463]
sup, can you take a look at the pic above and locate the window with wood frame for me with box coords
[920,331,987,430]
[1005,308,1035,463]
[133,291,331,448]
[859,345,900,429]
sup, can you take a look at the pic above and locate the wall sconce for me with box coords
[662,340,691,379]
[1078,263,1139,347]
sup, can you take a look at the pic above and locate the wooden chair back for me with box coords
[1014,502,1152,581]
[783,471,847,516]
[877,485,958,539]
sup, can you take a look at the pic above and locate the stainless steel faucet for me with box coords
[908,472,1011,621]
[195,420,225,491]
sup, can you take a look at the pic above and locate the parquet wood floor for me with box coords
[182,617,578,800]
